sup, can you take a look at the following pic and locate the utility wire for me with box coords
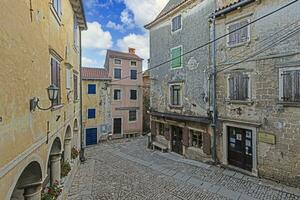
[217,26,300,73]
[110,0,299,83]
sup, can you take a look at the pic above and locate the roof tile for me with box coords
[82,67,109,80]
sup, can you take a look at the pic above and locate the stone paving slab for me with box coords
[69,137,300,200]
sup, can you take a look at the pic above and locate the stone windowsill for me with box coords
[277,101,300,107]
[168,104,183,109]
[225,99,254,105]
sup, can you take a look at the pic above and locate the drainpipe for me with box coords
[79,30,86,162]
[211,1,217,164]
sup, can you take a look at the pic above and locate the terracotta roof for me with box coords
[82,67,110,80]
[106,50,143,61]
[215,0,254,14]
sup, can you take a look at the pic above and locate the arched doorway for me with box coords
[63,126,72,162]
[11,161,42,200]
[46,137,62,186]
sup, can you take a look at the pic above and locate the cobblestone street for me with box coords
[69,137,300,200]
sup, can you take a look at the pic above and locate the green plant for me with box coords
[71,147,79,159]
[61,161,71,177]
[41,181,62,200]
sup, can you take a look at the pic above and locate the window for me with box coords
[114,68,121,79]
[114,89,121,100]
[129,110,137,122]
[228,19,250,47]
[51,57,61,106]
[158,123,164,136]
[130,90,137,100]
[88,84,96,94]
[130,70,137,80]
[74,15,79,49]
[171,46,182,69]
[170,84,182,106]
[131,61,137,66]
[88,109,96,119]
[228,73,250,101]
[114,59,122,65]
[73,73,78,100]
[52,0,61,18]
[190,130,202,148]
[279,68,300,102]
[172,15,181,32]
[66,68,72,89]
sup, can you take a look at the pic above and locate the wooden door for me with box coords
[113,118,122,134]
[228,127,253,171]
[171,126,183,155]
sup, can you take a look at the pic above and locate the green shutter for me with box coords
[171,47,181,69]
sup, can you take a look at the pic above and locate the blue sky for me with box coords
[81,0,168,70]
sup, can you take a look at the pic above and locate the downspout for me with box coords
[79,30,86,162]
[211,0,217,164]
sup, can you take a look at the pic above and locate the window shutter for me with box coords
[182,127,189,147]
[66,69,71,89]
[282,72,292,101]
[295,71,300,101]
[240,21,249,42]
[228,76,234,99]
[242,75,249,100]
[202,133,211,155]
[171,47,181,68]
[151,121,156,136]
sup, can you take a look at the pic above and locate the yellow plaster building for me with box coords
[0,0,86,199]
[82,68,112,146]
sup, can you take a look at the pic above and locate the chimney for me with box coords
[128,47,136,54]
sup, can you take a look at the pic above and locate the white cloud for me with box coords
[106,21,125,32]
[120,9,135,28]
[123,0,169,28]
[117,33,149,69]
[82,22,113,50]
[82,57,103,68]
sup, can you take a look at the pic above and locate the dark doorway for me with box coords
[113,118,122,134]
[171,126,183,155]
[228,127,253,171]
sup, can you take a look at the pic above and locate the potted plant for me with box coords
[61,161,71,178]
[41,181,62,200]
[71,146,79,159]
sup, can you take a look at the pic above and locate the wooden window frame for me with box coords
[227,19,250,48]
[114,68,122,80]
[171,15,182,33]
[169,83,183,107]
[73,73,78,101]
[279,66,300,103]
[190,130,203,149]
[114,59,122,65]
[227,72,251,101]
[50,56,61,106]
[129,110,137,122]
[130,89,138,100]
[113,89,121,101]
[130,69,137,80]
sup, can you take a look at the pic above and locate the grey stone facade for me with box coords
[147,0,215,163]
[214,0,300,187]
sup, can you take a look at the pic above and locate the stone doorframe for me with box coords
[221,120,259,176]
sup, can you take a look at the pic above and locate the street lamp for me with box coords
[30,84,59,111]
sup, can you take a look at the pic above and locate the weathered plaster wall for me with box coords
[149,0,214,118]
[82,79,112,140]
[0,0,82,197]
[215,0,300,186]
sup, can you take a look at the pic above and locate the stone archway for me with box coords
[47,137,62,186]
[63,125,72,162]
[72,119,79,148]
[10,161,42,200]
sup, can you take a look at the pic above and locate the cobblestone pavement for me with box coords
[69,136,300,200]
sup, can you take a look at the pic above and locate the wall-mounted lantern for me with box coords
[30,84,59,111]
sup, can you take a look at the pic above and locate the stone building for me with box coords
[214,0,300,187]
[104,49,144,138]
[145,0,214,161]
[143,71,151,133]
[0,0,86,199]
[82,67,112,146]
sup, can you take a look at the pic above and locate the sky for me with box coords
[81,0,169,70]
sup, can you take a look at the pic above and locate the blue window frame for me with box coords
[88,84,96,94]
[88,109,96,119]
